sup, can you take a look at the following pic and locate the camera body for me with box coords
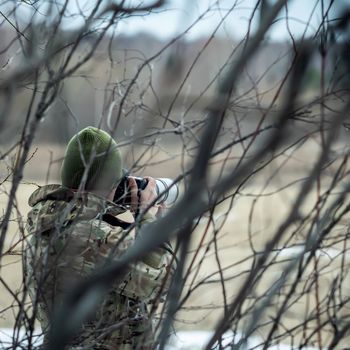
[114,175,179,207]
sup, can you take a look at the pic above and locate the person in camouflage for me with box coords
[24,127,174,349]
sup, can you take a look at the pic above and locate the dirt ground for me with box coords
[1,141,350,347]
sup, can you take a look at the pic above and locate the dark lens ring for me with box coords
[157,178,169,202]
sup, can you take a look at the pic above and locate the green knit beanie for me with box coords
[61,127,122,192]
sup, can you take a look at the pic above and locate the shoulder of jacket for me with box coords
[28,184,73,207]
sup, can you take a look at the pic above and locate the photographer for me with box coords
[24,126,174,349]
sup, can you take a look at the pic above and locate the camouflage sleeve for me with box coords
[89,214,175,302]
[25,206,174,305]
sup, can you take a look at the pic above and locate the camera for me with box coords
[114,173,179,207]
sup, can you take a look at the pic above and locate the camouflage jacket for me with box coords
[24,184,174,350]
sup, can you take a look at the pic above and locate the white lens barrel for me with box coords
[155,178,179,207]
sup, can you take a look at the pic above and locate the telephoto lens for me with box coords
[154,178,179,207]
[114,176,179,207]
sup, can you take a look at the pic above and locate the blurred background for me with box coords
[1,0,350,348]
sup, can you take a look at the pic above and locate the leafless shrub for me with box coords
[1,0,350,349]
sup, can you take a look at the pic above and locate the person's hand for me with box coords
[128,176,159,217]
[155,203,167,218]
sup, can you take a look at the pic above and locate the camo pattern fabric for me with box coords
[24,184,174,349]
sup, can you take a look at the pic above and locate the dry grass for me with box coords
[1,140,350,348]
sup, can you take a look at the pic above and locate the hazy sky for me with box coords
[109,0,346,41]
[2,0,348,41]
